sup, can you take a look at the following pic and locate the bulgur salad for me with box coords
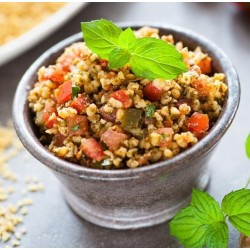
[28,21,227,169]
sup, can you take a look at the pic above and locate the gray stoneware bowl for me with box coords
[13,23,240,230]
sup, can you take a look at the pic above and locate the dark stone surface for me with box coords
[1,2,250,247]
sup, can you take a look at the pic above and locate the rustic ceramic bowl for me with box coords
[13,23,240,230]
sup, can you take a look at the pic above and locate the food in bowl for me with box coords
[28,24,227,170]
[0,2,65,45]
[14,21,239,230]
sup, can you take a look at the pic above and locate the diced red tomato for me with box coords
[197,56,212,75]
[70,94,90,113]
[81,138,106,161]
[66,115,88,136]
[99,59,109,69]
[187,112,209,137]
[57,43,82,72]
[42,104,54,123]
[193,79,211,97]
[58,54,75,72]
[42,102,57,128]
[57,81,72,104]
[143,83,163,102]
[101,129,128,151]
[154,128,174,147]
[110,90,132,108]
[46,115,57,128]
[41,66,65,84]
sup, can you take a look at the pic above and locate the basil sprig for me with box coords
[81,19,187,80]
[170,188,250,248]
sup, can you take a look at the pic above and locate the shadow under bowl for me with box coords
[12,22,240,230]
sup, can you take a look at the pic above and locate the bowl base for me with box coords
[62,172,210,230]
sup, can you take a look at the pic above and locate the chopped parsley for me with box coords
[145,104,156,118]
[71,124,80,131]
[162,133,168,139]
[72,86,81,99]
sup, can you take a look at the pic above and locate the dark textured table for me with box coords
[1,2,250,247]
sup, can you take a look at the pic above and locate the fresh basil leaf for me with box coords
[72,86,80,99]
[229,214,250,236]
[145,104,155,118]
[71,124,80,131]
[246,134,250,159]
[191,188,224,222]
[222,188,250,236]
[170,189,228,248]
[81,19,122,59]
[118,27,136,51]
[169,206,208,248]
[129,37,187,80]
[109,47,131,69]
[205,222,228,248]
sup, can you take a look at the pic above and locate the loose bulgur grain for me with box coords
[0,123,45,248]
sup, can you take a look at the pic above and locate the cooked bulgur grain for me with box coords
[28,27,227,169]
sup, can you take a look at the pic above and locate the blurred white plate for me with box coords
[0,2,88,66]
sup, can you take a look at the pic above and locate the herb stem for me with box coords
[245,177,250,188]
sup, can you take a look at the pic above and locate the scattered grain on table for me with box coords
[0,122,45,248]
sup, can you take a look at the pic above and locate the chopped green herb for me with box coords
[71,124,80,131]
[145,104,155,118]
[162,133,167,139]
[81,19,187,80]
[92,159,112,169]
[72,86,80,99]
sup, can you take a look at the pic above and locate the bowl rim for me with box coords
[12,22,240,179]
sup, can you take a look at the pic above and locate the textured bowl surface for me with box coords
[13,23,240,229]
